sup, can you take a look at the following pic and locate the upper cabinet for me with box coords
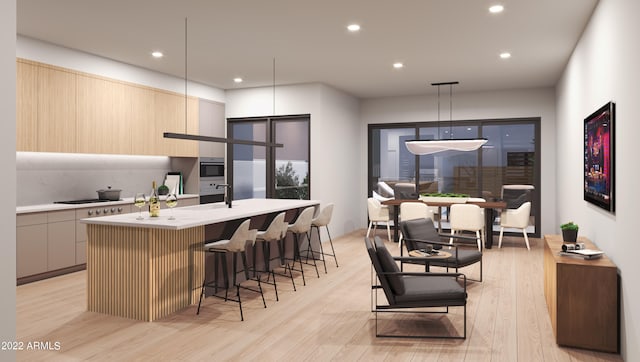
[16,60,37,151]
[17,60,77,153]
[16,58,199,157]
[153,90,199,157]
[77,75,132,154]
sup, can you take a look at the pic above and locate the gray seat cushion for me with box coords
[431,249,482,268]
[395,275,466,306]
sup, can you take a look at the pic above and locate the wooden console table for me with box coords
[543,235,619,353]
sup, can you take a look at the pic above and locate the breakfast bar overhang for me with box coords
[81,198,320,321]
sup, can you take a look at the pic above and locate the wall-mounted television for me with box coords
[584,101,615,212]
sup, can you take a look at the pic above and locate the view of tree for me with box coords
[275,161,308,199]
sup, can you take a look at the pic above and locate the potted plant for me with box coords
[560,221,579,243]
[157,184,170,196]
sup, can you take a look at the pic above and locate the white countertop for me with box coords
[16,194,200,214]
[80,198,320,230]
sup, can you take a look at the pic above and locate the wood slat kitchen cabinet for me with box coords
[76,75,133,154]
[37,64,77,153]
[17,59,77,153]
[154,90,199,157]
[16,60,38,151]
[16,58,200,157]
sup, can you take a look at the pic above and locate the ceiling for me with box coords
[17,0,598,99]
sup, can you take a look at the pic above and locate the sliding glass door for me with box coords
[368,118,540,236]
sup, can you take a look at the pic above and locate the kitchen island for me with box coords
[81,198,320,321]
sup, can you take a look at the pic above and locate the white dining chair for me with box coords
[498,202,532,250]
[449,203,484,251]
[367,198,392,242]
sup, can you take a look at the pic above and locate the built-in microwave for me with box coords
[199,157,224,178]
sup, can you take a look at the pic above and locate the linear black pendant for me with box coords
[163,132,284,148]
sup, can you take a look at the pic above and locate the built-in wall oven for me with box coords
[199,157,225,204]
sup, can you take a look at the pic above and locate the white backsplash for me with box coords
[16,152,173,206]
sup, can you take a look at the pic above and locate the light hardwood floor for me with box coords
[16,230,622,361]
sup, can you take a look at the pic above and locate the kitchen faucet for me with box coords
[216,183,232,208]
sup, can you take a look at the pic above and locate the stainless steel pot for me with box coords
[97,186,122,201]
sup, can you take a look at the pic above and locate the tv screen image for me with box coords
[584,101,615,212]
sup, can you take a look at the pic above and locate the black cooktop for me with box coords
[54,199,113,205]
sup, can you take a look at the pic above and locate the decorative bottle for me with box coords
[149,181,160,217]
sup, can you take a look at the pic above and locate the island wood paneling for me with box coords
[87,224,204,321]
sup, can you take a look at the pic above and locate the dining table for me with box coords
[381,198,507,249]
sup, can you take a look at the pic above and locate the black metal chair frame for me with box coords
[400,220,483,282]
[366,237,467,339]
[197,245,267,321]
[309,222,339,272]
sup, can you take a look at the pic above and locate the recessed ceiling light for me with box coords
[500,52,511,59]
[151,51,163,58]
[489,5,504,13]
[393,62,404,69]
[233,77,243,83]
[347,24,361,32]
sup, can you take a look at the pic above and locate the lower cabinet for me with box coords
[16,210,76,279]
[16,213,48,278]
[17,197,199,282]
[47,210,76,271]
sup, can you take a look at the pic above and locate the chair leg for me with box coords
[241,252,266,309]
[476,230,481,252]
[523,229,531,250]
[498,227,504,248]
[293,233,307,286]
[262,241,279,301]
[277,238,297,291]
[367,221,373,237]
[386,222,391,242]
[304,231,320,278]
[325,225,338,267]
[197,279,206,315]
[315,225,328,273]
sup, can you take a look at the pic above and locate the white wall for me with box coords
[556,0,640,359]
[225,83,362,237]
[361,88,557,235]
[17,36,225,103]
[1,1,16,361]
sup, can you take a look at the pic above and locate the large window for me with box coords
[229,114,310,200]
[368,118,540,236]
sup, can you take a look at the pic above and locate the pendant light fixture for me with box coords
[163,18,283,149]
[405,81,487,155]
